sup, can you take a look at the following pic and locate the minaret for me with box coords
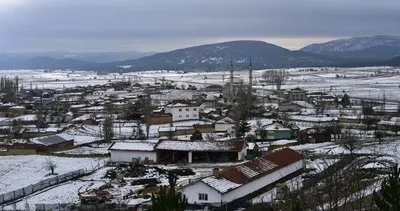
[247,59,253,113]
[229,57,234,102]
[248,58,253,93]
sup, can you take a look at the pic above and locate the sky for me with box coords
[0,0,399,53]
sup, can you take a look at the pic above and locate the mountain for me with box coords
[0,51,154,69]
[114,40,346,71]
[301,35,400,60]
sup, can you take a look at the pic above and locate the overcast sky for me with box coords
[0,0,399,53]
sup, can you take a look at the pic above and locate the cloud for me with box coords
[0,0,399,52]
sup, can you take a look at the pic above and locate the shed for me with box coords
[108,141,157,163]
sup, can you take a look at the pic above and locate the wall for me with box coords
[110,150,157,163]
[221,160,304,203]
[237,147,247,161]
[182,181,222,206]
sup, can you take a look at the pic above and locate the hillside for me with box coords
[302,35,400,60]
[114,40,343,71]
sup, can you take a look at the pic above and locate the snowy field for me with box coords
[1,66,400,101]
[0,155,107,195]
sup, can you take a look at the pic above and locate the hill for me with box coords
[301,35,400,60]
[114,40,345,71]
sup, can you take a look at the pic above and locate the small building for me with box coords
[181,148,304,208]
[286,88,307,101]
[8,106,27,117]
[297,128,332,144]
[31,133,74,151]
[155,140,247,164]
[0,143,37,155]
[214,117,235,133]
[202,85,223,92]
[258,122,293,141]
[108,141,157,163]
[278,102,300,112]
[164,102,200,122]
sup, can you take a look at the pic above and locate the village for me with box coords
[1,66,400,210]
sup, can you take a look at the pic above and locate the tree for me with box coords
[341,130,359,155]
[151,172,188,211]
[43,158,57,175]
[190,130,203,141]
[132,121,145,140]
[375,130,384,144]
[373,164,400,210]
[341,93,351,107]
[362,116,380,130]
[362,102,374,115]
[236,120,251,138]
[103,117,114,142]
[261,70,287,91]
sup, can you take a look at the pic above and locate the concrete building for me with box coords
[108,141,157,163]
[181,148,304,208]
[164,103,199,122]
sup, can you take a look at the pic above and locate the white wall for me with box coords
[221,160,304,203]
[237,147,248,160]
[182,181,222,206]
[215,123,234,132]
[110,150,157,163]
[165,106,199,122]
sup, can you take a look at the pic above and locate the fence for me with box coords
[0,169,84,205]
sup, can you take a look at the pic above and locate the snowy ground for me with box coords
[0,155,107,195]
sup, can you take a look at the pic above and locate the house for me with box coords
[181,148,304,208]
[108,141,157,163]
[297,128,332,144]
[164,102,200,122]
[8,106,27,117]
[214,117,235,133]
[30,133,74,151]
[258,122,293,141]
[286,88,307,101]
[155,140,247,164]
[202,85,223,92]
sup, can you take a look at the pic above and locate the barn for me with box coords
[181,148,304,208]
[108,142,157,164]
[31,133,74,151]
[155,140,247,164]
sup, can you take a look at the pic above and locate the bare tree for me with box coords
[43,158,57,175]
[261,70,287,91]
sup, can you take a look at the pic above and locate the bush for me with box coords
[104,169,117,179]
[131,178,160,186]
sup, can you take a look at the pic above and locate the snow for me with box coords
[109,142,156,151]
[201,176,241,193]
[0,155,106,194]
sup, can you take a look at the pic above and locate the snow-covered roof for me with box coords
[31,133,74,146]
[13,114,37,122]
[201,176,241,193]
[262,122,291,131]
[289,115,337,122]
[109,142,156,152]
[155,140,245,152]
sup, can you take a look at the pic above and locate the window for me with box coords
[186,114,189,117]
[178,108,182,112]
[193,108,197,111]
[179,115,182,118]
[193,114,197,117]
[186,108,189,111]
[198,193,208,201]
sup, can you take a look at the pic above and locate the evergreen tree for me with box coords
[103,117,114,142]
[373,164,400,210]
[132,121,145,140]
[190,130,203,141]
[151,172,188,211]
[341,93,350,107]
[236,120,251,138]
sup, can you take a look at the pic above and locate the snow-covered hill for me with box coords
[302,35,400,60]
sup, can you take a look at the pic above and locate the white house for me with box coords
[108,141,157,163]
[181,148,304,207]
[214,117,235,133]
[164,103,200,122]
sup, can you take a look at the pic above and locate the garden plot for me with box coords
[0,155,106,194]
